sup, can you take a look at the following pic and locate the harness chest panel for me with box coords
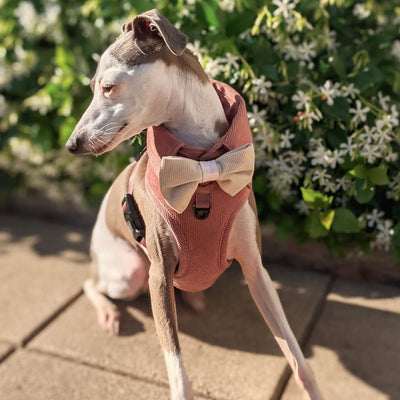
[143,80,253,292]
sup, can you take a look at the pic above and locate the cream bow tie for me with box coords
[159,143,254,213]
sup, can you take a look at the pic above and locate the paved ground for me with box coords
[0,213,399,399]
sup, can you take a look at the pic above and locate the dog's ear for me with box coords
[128,9,187,56]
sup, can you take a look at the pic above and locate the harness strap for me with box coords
[122,193,146,243]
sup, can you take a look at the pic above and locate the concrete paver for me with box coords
[28,263,329,400]
[281,279,400,400]
[0,349,170,400]
[0,214,88,344]
[2,213,400,400]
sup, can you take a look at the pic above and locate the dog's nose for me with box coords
[66,137,84,154]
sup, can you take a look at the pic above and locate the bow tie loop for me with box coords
[159,143,254,213]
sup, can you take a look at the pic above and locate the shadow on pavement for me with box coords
[303,297,400,400]
[0,213,90,262]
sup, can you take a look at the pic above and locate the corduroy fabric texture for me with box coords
[128,80,254,292]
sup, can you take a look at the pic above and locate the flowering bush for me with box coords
[1,0,400,258]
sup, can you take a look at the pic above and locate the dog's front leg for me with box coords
[146,228,193,400]
[240,256,322,400]
[231,202,322,400]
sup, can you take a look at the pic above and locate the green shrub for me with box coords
[1,0,400,257]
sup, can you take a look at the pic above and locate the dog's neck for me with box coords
[160,61,229,151]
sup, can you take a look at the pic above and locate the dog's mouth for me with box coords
[118,122,128,133]
[91,122,129,156]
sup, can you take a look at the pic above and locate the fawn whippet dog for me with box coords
[66,9,322,400]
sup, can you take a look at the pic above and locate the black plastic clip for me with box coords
[122,194,146,242]
[193,193,211,220]
[193,206,211,220]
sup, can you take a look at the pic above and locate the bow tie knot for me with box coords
[159,143,255,213]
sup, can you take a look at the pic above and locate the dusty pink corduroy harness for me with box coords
[129,80,253,292]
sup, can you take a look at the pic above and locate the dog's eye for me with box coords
[102,85,114,96]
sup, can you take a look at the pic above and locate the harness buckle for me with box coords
[122,194,146,242]
[193,192,210,220]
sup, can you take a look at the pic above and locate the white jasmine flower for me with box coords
[312,168,332,186]
[341,83,359,100]
[366,209,385,228]
[43,3,61,26]
[385,151,398,163]
[279,129,295,149]
[372,220,394,251]
[251,76,272,96]
[273,0,298,18]
[291,90,311,110]
[350,100,369,125]
[8,137,44,164]
[359,125,378,145]
[360,143,382,164]
[247,105,267,128]
[187,40,205,61]
[319,80,340,106]
[391,40,400,61]
[302,110,321,130]
[327,29,340,52]
[14,2,38,33]
[204,57,225,78]
[377,91,390,111]
[218,0,235,12]
[323,179,337,193]
[309,146,343,168]
[283,43,301,61]
[383,106,400,128]
[326,149,344,168]
[295,200,310,215]
[24,92,52,115]
[298,41,316,63]
[353,4,370,20]
[339,137,357,159]
[222,53,240,71]
[336,176,352,191]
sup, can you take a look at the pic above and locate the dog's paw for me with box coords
[180,290,207,313]
[96,303,120,335]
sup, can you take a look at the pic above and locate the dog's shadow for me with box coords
[115,263,286,355]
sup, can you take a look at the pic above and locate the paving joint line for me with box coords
[20,288,84,348]
[274,273,336,400]
[26,347,217,400]
[0,344,17,365]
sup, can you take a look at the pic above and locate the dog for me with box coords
[66,9,322,400]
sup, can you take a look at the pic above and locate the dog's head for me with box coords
[66,9,188,155]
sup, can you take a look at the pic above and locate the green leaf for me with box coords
[348,164,367,179]
[319,59,330,74]
[201,0,224,29]
[326,129,348,149]
[301,188,333,210]
[332,208,361,234]
[354,66,383,90]
[321,97,350,123]
[332,55,347,79]
[354,178,375,204]
[367,166,389,186]
[319,209,335,231]
[305,211,329,238]
[226,11,254,36]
